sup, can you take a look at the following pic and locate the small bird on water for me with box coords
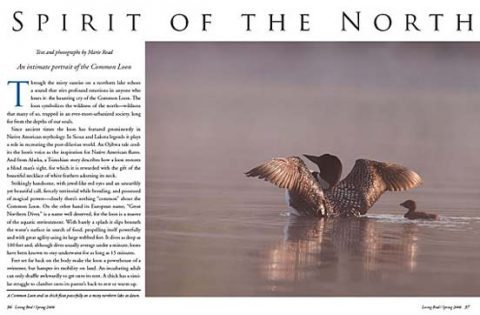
[245,154,422,218]
[400,200,438,220]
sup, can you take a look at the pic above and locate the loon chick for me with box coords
[401,200,438,220]
[245,155,422,217]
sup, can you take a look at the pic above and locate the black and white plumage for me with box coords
[245,157,327,216]
[245,154,422,217]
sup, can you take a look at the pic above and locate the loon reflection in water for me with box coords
[263,216,419,292]
[246,154,422,217]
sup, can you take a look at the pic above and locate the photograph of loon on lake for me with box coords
[146,42,480,296]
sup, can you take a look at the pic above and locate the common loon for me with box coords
[401,200,438,220]
[245,154,422,217]
[284,154,342,214]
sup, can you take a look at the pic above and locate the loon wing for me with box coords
[328,159,422,215]
[245,156,325,216]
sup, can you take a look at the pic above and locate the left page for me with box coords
[0,3,145,313]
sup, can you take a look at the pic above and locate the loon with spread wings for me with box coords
[245,154,422,217]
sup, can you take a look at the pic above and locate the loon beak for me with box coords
[303,154,320,164]
[400,201,407,207]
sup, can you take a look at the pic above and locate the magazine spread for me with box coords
[1,0,479,314]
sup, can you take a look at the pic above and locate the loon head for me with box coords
[303,153,342,187]
[400,199,416,212]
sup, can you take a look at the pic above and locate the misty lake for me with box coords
[146,42,480,296]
